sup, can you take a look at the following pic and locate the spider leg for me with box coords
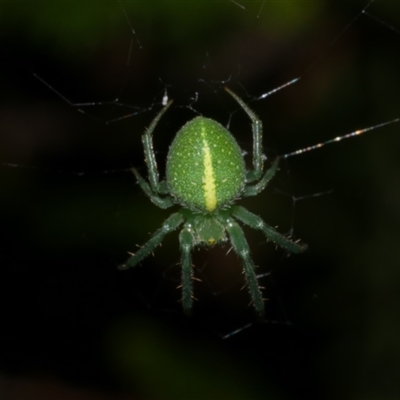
[142,99,173,195]
[118,212,184,270]
[244,157,279,197]
[179,226,196,314]
[224,87,263,183]
[225,218,265,314]
[132,168,175,209]
[232,205,306,253]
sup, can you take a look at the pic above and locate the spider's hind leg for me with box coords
[141,99,173,195]
[132,168,174,209]
[224,87,263,183]
[244,157,279,197]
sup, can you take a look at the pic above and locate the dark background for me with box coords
[1,1,400,399]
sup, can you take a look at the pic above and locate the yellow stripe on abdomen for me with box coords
[202,137,217,212]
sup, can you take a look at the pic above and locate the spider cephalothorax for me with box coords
[119,87,306,314]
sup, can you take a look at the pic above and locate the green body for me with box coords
[166,117,246,213]
[120,87,306,315]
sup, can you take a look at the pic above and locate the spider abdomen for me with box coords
[166,116,245,213]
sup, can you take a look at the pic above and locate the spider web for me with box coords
[1,1,400,399]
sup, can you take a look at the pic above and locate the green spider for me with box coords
[118,87,306,314]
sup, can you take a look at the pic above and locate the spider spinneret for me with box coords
[119,87,306,314]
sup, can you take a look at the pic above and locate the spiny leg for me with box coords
[225,218,264,314]
[132,168,174,209]
[142,99,173,195]
[244,157,279,197]
[179,227,196,314]
[224,87,263,183]
[118,212,184,270]
[232,205,306,253]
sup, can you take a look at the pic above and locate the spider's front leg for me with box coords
[232,205,306,253]
[225,218,265,314]
[179,226,196,314]
[118,212,184,270]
